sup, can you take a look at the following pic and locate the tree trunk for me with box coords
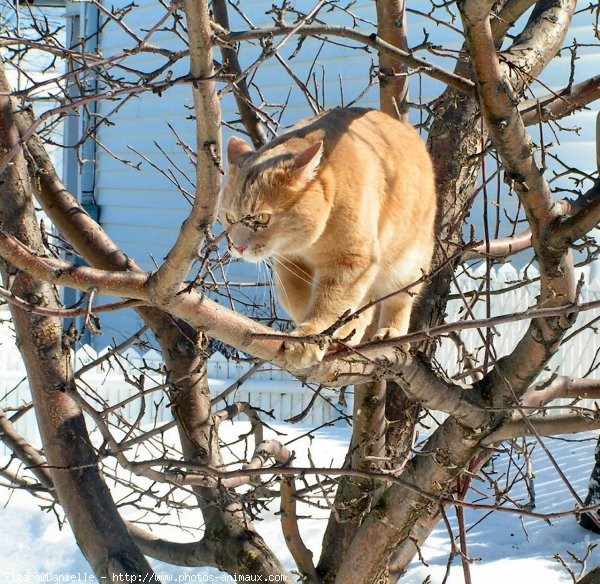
[578,435,600,533]
[376,0,409,120]
[579,566,600,584]
[0,69,154,580]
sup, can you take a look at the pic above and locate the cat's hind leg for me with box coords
[373,284,419,342]
[374,244,431,343]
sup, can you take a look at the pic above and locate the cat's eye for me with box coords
[225,212,236,224]
[254,213,271,225]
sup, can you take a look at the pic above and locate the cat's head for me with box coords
[220,136,325,263]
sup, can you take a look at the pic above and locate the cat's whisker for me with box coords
[270,251,314,284]
[267,258,292,311]
[258,259,269,307]
[270,253,314,289]
[270,251,313,281]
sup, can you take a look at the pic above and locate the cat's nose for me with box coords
[233,244,247,254]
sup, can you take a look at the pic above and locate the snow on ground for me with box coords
[2,422,600,583]
[407,432,600,582]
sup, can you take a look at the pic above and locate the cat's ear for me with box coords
[291,141,324,187]
[227,137,253,166]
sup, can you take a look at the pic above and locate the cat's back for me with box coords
[281,108,433,186]
[312,109,437,257]
[323,108,431,176]
[277,107,421,150]
[254,108,436,231]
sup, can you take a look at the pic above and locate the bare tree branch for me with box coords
[0,63,155,579]
[464,229,532,259]
[9,54,288,578]
[0,230,488,427]
[376,0,410,120]
[521,376,600,409]
[212,0,269,147]
[0,285,142,318]
[219,24,476,94]
[460,0,577,403]
[0,231,149,295]
[484,414,600,444]
[552,181,600,247]
[3,4,598,580]
[148,0,223,301]
[335,419,485,583]
[280,475,319,582]
[507,1,576,73]
[0,407,53,489]
[520,75,600,126]
[491,0,537,46]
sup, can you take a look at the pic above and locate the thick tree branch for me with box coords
[318,379,388,578]
[0,230,149,296]
[460,2,560,232]
[506,0,576,78]
[483,414,600,444]
[336,4,580,579]
[520,376,600,409]
[464,229,532,259]
[0,285,142,318]
[219,25,475,95]
[212,0,268,148]
[10,72,288,579]
[223,440,291,488]
[460,0,577,405]
[8,215,600,432]
[280,476,318,582]
[14,111,138,272]
[125,523,217,567]
[491,0,538,46]
[376,0,410,120]
[464,200,570,260]
[0,67,155,579]
[335,419,485,583]
[520,75,600,126]
[0,229,487,424]
[0,407,53,489]
[552,181,600,246]
[148,0,223,301]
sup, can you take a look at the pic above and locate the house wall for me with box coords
[2,5,65,175]
[63,1,600,345]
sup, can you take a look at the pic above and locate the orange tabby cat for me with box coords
[221,107,437,370]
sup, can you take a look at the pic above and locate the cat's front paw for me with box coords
[373,327,410,351]
[283,328,329,371]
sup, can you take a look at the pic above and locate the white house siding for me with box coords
[2,6,65,175]
[64,2,600,344]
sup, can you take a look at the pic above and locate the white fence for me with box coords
[2,263,600,458]
[0,326,342,458]
[439,263,600,382]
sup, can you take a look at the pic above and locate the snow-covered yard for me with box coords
[2,421,600,583]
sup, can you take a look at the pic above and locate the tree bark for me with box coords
[376,0,409,120]
[8,59,289,579]
[580,566,600,584]
[317,380,387,582]
[0,63,155,581]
